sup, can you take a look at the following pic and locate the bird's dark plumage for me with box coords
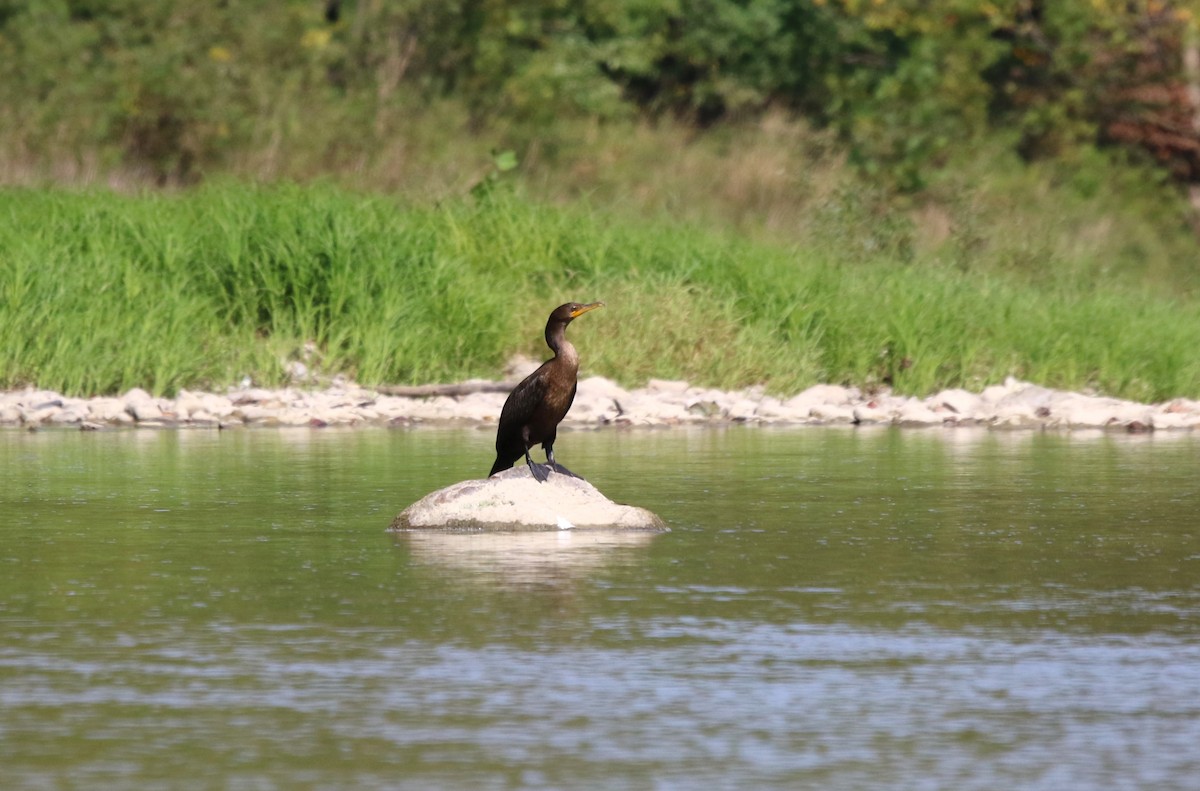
[490,301,603,482]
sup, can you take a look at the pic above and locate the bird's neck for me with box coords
[545,323,579,368]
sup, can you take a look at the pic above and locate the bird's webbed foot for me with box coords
[526,459,551,483]
[544,449,582,480]
[549,462,582,480]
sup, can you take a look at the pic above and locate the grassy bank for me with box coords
[3,181,1200,403]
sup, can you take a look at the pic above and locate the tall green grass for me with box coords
[3,182,1200,402]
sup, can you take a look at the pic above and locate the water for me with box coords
[2,425,1199,789]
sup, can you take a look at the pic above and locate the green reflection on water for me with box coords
[2,426,1199,634]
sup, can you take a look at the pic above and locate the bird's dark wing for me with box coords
[538,379,577,454]
[490,368,550,476]
[566,381,577,413]
[498,367,550,436]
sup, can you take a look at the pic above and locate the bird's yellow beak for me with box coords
[570,302,604,318]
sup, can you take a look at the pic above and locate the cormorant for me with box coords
[489,301,604,482]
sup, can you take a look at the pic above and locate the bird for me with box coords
[489,301,604,482]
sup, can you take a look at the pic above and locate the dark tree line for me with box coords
[0,0,1195,188]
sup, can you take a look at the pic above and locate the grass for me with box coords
[3,179,1200,403]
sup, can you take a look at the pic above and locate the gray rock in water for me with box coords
[390,466,668,533]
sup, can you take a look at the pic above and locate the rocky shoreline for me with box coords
[3,372,1200,432]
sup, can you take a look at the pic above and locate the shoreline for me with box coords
[4,375,1200,433]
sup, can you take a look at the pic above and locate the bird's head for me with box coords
[552,301,604,323]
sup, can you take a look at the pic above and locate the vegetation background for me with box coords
[2,0,1200,400]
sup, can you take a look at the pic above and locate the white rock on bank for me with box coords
[1152,410,1200,429]
[786,384,858,411]
[230,387,277,405]
[930,388,982,416]
[572,376,630,423]
[895,400,945,426]
[89,398,134,424]
[21,404,62,424]
[609,392,694,424]
[578,376,631,401]
[852,403,891,424]
[565,393,619,424]
[808,403,857,423]
[48,404,90,425]
[1058,398,1152,429]
[3,375,1200,432]
[122,388,170,422]
[754,396,809,422]
[724,397,763,422]
[457,391,506,421]
[187,409,221,426]
[127,400,165,421]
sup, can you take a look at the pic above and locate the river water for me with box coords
[2,426,1199,790]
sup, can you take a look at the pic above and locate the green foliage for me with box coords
[3,183,1200,402]
[470,149,519,200]
[1,1,1193,188]
[0,0,343,182]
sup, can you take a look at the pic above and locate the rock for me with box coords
[230,387,276,405]
[456,392,506,421]
[1043,394,1148,429]
[390,466,669,532]
[784,385,861,419]
[89,398,129,422]
[89,398,135,424]
[788,384,857,408]
[687,400,722,419]
[122,387,168,421]
[989,404,1046,428]
[980,380,1021,403]
[21,405,61,424]
[276,408,315,427]
[578,376,630,401]
[755,397,809,422]
[197,393,235,417]
[996,383,1057,411]
[724,398,762,422]
[175,389,205,416]
[127,400,164,421]
[895,400,944,427]
[234,404,279,424]
[808,404,856,423]
[1064,404,1151,430]
[565,392,620,423]
[0,405,20,424]
[122,387,154,405]
[852,404,891,424]
[1163,398,1200,414]
[187,409,220,426]
[48,406,88,425]
[612,392,693,423]
[931,388,981,415]
[1152,411,1200,430]
[354,405,381,421]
